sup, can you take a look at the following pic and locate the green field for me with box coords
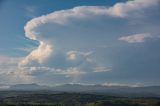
[0,91,160,106]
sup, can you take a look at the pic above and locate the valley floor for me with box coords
[0,91,160,106]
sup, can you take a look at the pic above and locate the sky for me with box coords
[0,0,160,86]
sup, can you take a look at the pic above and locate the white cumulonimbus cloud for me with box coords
[18,0,159,81]
[22,0,158,65]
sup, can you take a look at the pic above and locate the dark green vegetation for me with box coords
[0,91,160,106]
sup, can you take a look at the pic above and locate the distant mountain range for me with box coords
[1,83,160,97]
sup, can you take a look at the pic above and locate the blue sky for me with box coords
[0,0,160,86]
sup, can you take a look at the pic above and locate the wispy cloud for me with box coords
[25,5,38,18]
[102,82,142,87]
[15,46,36,53]
[119,33,153,43]
[93,66,111,73]
[0,55,21,66]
